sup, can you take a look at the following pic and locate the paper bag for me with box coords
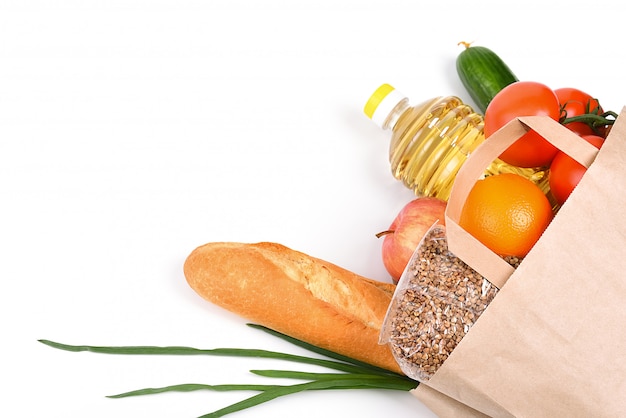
[386,108,626,417]
[411,385,490,418]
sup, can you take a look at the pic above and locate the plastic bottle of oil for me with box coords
[364,83,548,201]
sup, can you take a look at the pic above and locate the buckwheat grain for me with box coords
[384,225,519,382]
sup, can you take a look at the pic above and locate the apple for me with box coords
[378,197,447,283]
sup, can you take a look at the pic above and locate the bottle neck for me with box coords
[382,98,410,130]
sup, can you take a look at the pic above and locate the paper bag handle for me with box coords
[444,116,600,289]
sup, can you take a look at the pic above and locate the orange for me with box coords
[459,173,553,257]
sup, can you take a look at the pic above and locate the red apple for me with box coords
[379,197,447,283]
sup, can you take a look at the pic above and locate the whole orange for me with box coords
[459,173,553,257]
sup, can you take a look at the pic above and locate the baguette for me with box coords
[183,241,402,374]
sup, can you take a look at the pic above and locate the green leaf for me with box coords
[39,324,418,418]
[196,378,408,418]
[37,339,366,374]
[107,383,284,398]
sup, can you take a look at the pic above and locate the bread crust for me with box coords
[183,241,402,374]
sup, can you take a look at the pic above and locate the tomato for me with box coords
[548,134,604,205]
[554,87,604,137]
[485,81,561,168]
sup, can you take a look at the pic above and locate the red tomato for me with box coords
[554,87,604,137]
[485,81,561,168]
[548,134,604,205]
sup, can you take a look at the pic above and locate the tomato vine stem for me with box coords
[561,111,617,136]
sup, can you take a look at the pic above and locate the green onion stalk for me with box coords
[39,324,418,418]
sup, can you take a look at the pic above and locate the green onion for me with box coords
[39,324,418,417]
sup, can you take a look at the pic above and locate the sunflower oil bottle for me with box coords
[364,83,548,201]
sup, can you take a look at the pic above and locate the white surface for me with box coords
[2,1,624,417]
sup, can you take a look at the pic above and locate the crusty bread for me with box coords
[183,241,402,374]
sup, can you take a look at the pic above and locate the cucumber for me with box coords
[456,44,518,114]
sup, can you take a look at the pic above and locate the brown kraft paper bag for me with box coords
[411,385,490,418]
[405,109,626,417]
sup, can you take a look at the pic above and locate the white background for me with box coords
[2,1,623,417]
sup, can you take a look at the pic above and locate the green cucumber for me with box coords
[456,44,518,114]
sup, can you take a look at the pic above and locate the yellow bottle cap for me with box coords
[363,83,407,128]
[364,83,395,119]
